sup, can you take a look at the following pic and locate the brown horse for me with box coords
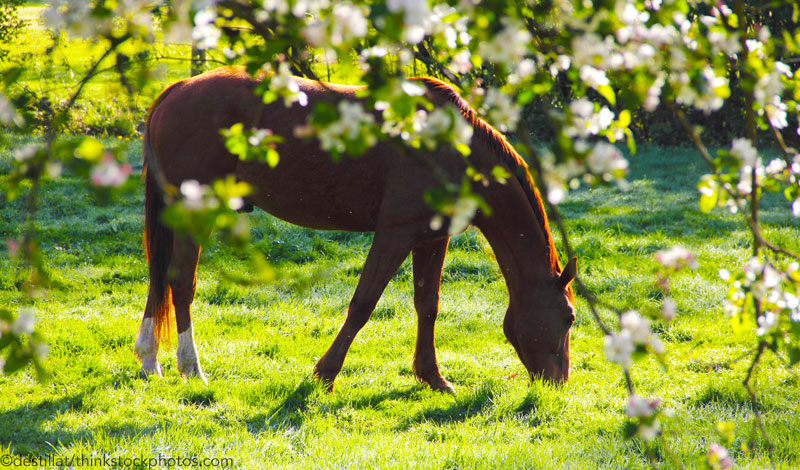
[135,67,576,392]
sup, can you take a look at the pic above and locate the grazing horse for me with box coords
[135,67,576,392]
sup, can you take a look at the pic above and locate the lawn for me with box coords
[2,131,799,468]
[1,5,799,470]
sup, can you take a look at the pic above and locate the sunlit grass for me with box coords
[1,133,798,468]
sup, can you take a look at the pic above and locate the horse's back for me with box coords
[147,67,446,232]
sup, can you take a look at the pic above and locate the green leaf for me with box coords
[699,187,718,213]
[618,109,631,127]
[455,143,471,156]
[596,85,616,106]
[491,165,511,183]
[624,128,636,155]
[517,89,534,106]
[266,148,279,168]
[788,346,800,366]
[3,66,23,87]
[75,138,104,163]
[697,176,719,213]
[623,421,638,439]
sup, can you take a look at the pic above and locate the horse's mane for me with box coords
[414,77,561,274]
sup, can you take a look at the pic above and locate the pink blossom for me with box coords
[624,394,660,418]
[706,443,733,470]
[6,239,19,258]
[661,297,676,321]
[90,153,132,187]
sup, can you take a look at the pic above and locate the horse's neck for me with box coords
[475,181,556,299]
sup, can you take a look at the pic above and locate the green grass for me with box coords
[1,132,799,468]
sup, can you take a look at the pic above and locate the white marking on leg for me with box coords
[177,325,207,384]
[134,317,162,376]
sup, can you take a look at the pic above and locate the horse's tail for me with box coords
[143,100,174,346]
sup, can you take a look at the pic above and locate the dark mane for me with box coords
[414,77,561,274]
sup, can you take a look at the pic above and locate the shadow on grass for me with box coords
[397,382,498,430]
[245,380,319,434]
[0,389,157,456]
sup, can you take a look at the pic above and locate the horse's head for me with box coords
[503,257,577,384]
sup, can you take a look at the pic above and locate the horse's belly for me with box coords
[251,194,379,231]
[236,160,383,232]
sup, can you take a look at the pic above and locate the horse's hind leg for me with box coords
[411,238,454,393]
[135,309,161,377]
[314,228,415,391]
[170,235,207,383]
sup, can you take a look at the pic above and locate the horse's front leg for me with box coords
[411,238,454,393]
[314,228,415,391]
[170,235,207,384]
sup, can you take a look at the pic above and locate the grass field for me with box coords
[2,132,799,468]
[2,6,800,470]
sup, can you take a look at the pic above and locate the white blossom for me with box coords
[675,66,727,112]
[35,342,49,359]
[179,180,219,211]
[765,158,786,176]
[661,297,676,321]
[643,75,665,112]
[763,96,788,129]
[566,99,615,138]
[292,0,329,17]
[401,81,426,97]
[585,143,628,177]
[620,310,651,344]
[579,65,610,88]
[655,245,699,270]
[316,101,377,153]
[638,421,660,441]
[11,309,35,336]
[0,94,22,126]
[429,214,444,231]
[756,311,778,336]
[413,108,472,150]
[180,180,204,206]
[387,0,429,44]
[14,145,38,162]
[709,30,741,57]
[604,330,635,369]
[478,22,531,66]
[451,49,472,74]
[449,197,478,235]
[624,394,660,418]
[269,63,308,107]
[729,138,758,166]
[304,3,367,47]
[483,88,520,132]
[192,8,221,50]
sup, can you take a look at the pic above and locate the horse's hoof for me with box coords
[179,364,208,385]
[137,360,162,379]
[312,368,336,392]
[416,372,455,394]
[137,368,162,380]
[430,380,455,394]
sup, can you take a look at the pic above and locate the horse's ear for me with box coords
[559,257,577,290]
